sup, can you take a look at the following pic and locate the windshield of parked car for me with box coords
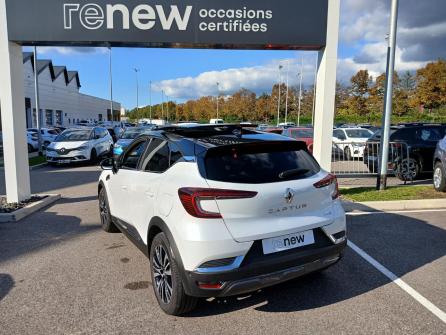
[345,129,373,138]
[55,130,91,142]
[120,128,146,140]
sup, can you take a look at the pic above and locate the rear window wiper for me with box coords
[279,168,310,179]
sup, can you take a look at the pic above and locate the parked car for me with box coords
[282,128,345,159]
[278,122,296,128]
[433,135,446,192]
[260,127,284,134]
[364,124,446,180]
[113,127,152,157]
[27,128,59,147]
[98,125,346,315]
[282,127,314,150]
[332,128,374,160]
[26,131,39,153]
[46,127,113,165]
[209,119,224,124]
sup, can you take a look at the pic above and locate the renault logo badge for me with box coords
[284,188,294,204]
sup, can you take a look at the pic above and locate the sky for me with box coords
[24,0,446,109]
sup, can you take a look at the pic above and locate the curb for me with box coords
[30,162,48,170]
[0,194,61,223]
[0,162,48,171]
[342,198,446,213]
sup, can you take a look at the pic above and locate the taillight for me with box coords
[314,174,340,200]
[178,188,257,219]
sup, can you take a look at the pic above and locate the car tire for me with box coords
[344,147,352,161]
[433,162,446,192]
[27,144,33,153]
[90,149,98,164]
[98,187,119,233]
[396,158,420,181]
[150,233,198,316]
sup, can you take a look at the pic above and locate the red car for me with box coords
[282,128,314,152]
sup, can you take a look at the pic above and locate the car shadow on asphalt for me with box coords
[0,273,15,302]
[0,166,102,195]
[186,211,446,316]
[0,210,100,265]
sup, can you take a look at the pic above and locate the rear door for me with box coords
[201,142,336,242]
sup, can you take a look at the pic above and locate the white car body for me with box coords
[209,119,224,124]
[27,128,59,146]
[26,131,39,152]
[333,128,374,159]
[98,125,346,315]
[46,127,113,164]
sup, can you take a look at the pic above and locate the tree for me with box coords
[414,59,446,112]
[348,70,372,117]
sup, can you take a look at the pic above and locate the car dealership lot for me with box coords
[0,165,445,334]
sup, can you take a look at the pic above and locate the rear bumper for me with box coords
[182,239,346,298]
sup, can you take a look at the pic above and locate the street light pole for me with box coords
[298,57,304,127]
[134,68,139,124]
[149,81,152,123]
[166,95,169,123]
[33,46,43,155]
[216,82,220,119]
[161,90,165,121]
[285,61,289,124]
[377,0,399,190]
[311,54,318,126]
[108,47,114,122]
[277,65,283,126]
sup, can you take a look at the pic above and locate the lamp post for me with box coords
[277,65,283,126]
[161,90,165,121]
[108,47,114,122]
[377,0,399,190]
[33,46,43,155]
[297,57,304,126]
[149,81,152,123]
[285,61,289,124]
[134,68,139,124]
[216,82,220,119]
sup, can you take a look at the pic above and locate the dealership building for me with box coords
[0,51,121,130]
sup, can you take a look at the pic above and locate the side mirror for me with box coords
[101,158,118,174]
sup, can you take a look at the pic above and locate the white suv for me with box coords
[46,127,113,164]
[98,125,346,315]
[333,128,374,160]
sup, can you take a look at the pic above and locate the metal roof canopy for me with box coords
[0,0,340,203]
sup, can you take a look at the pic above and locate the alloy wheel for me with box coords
[99,191,109,226]
[152,245,173,304]
[434,167,442,189]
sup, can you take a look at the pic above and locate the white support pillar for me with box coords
[0,0,31,203]
[312,0,340,171]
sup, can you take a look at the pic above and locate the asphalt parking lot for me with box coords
[0,165,445,334]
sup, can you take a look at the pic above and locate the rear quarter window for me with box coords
[203,142,320,184]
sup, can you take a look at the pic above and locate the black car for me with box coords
[364,123,446,180]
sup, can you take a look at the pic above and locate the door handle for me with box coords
[121,185,128,191]
[145,191,154,198]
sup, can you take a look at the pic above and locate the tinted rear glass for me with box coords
[204,142,320,184]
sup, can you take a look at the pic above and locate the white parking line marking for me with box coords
[347,209,446,216]
[347,240,446,324]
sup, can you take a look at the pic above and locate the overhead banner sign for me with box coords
[6,0,328,50]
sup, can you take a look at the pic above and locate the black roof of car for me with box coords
[136,124,296,157]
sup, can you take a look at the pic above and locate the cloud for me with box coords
[150,0,446,100]
[36,47,107,55]
[153,57,319,100]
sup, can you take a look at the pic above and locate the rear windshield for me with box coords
[204,142,320,184]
